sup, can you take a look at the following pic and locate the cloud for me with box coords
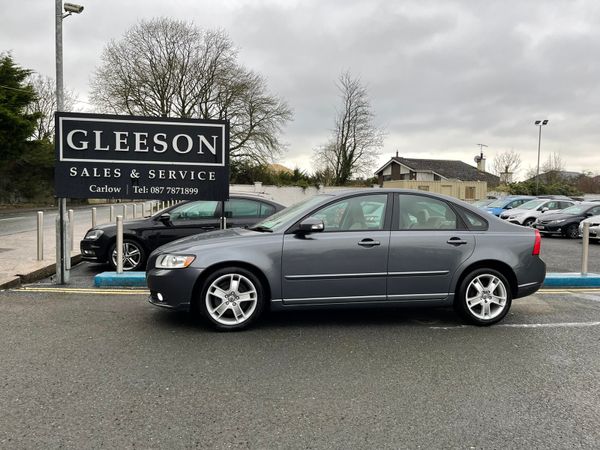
[2,0,599,178]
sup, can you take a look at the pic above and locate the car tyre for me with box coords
[564,224,579,239]
[454,268,512,326]
[199,267,265,331]
[523,218,535,227]
[108,239,146,271]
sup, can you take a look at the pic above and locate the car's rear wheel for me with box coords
[455,268,512,326]
[109,239,146,271]
[199,267,265,331]
[564,224,579,239]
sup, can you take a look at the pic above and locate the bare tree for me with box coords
[541,152,565,174]
[26,74,76,140]
[526,152,566,182]
[314,72,384,185]
[491,149,522,178]
[90,18,292,164]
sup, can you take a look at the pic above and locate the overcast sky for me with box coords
[2,0,599,179]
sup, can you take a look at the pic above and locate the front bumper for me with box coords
[146,266,204,312]
[80,239,106,261]
[533,223,564,234]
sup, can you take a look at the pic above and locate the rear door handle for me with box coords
[446,237,468,246]
[358,239,380,247]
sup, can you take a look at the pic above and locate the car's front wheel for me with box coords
[455,268,512,326]
[109,239,146,271]
[564,224,580,239]
[199,267,265,331]
[523,218,535,227]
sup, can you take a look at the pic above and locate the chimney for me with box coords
[395,151,398,157]
[477,155,486,172]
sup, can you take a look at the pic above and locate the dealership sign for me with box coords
[55,112,229,201]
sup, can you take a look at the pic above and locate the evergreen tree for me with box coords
[0,53,40,161]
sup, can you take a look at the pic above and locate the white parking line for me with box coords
[432,321,600,330]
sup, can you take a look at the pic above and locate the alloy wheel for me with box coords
[465,274,508,321]
[205,273,258,326]
[111,241,143,271]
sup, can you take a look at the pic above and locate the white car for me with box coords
[499,199,576,226]
[579,215,600,242]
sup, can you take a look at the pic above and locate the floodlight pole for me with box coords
[55,0,69,284]
[535,120,548,195]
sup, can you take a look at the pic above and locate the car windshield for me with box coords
[487,198,511,208]
[561,204,590,214]
[251,195,330,231]
[472,199,492,207]
[518,199,546,210]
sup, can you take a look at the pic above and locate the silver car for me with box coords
[579,215,600,242]
[147,189,546,330]
[499,199,576,226]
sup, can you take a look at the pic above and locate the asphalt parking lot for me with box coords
[1,235,599,448]
[1,287,599,448]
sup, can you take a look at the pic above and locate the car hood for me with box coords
[153,227,267,254]
[502,208,529,216]
[93,218,153,233]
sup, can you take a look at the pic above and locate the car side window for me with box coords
[312,194,388,232]
[397,194,457,230]
[560,202,573,209]
[259,202,276,217]
[225,199,261,218]
[590,206,600,216]
[459,208,488,231]
[545,201,558,210]
[169,201,219,221]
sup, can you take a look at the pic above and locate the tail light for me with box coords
[532,229,541,255]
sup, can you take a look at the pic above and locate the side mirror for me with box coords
[158,213,172,225]
[504,205,513,210]
[297,217,325,233]
[541,207,549,213]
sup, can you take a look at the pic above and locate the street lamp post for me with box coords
[534,119,549,195]
[55,1,84,284]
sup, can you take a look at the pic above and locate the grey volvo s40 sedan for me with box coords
[147,189,546,330]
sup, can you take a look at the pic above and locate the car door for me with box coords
[387,193,475,301]
[281,193,391,305]
[155,200,220,247]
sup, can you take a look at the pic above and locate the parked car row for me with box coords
[476,195,600,240]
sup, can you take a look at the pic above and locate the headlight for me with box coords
[84,229,104,240]
[155,254,195,269]
[551,219,566,224]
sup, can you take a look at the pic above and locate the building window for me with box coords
[383,175,392,181]
[418,185,430,191]
[433,174,441,181]
[465,186,476,200]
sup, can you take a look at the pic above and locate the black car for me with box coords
[532,202,600,238]
[80,195,285,271]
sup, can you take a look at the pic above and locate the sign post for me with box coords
[55,112,230,274]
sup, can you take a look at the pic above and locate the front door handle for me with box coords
[447,237,468,246]
[358,239,380,248]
